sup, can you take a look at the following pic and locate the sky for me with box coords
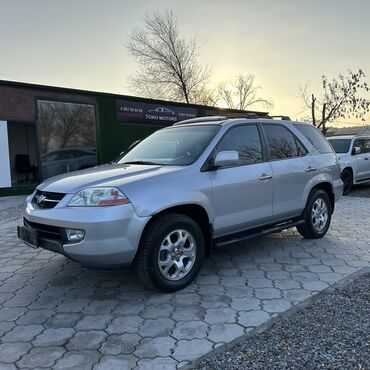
[0,0,369,126]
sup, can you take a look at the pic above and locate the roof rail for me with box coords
[173,112,292,126]
[173,116,227,125]
[220,113,261,119]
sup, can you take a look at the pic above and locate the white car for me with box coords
[328,135,370,194]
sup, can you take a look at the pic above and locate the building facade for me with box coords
[0,80,267,190]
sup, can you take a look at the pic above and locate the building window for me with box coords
[37,100,97,179]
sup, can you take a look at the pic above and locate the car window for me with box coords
[264,125,306,160]
[360,138,370,153]
[293,124,333,154]
[42,152,59,161]
[353,138,365,153]
[327,138,352,153]
[216,125,263,166]
[296,139,307,157]
[69,150,92,158]
[118,125,220,166]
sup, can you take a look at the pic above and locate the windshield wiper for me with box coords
[121,161,159,165]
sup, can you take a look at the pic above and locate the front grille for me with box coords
[32,190,65,209]
[23,218,66,253]
[24,218,62,239]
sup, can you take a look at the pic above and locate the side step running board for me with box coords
[214,219,305,248]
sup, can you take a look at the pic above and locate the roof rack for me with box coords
[173,113,291,126]
[173,116,227,125]
[219,113,261,119]
[174,113,269,126]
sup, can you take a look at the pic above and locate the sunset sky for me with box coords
[1,0,369,126]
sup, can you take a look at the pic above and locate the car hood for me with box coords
[38,163,181,194]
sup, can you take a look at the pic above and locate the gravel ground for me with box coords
[192,271,370,370]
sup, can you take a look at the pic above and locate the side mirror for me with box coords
[213,150,239,168]
[352,146,361,155]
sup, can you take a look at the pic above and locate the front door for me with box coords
[209,124,274,237]
[353,138,370,180]
[0,121,11,188]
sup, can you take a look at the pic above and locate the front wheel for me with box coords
[296,190,332,239]
[136,213,205,292]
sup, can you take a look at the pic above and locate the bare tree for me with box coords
[127,10,211,104]
[299,69,370,134]
[38,102,57,153]
[38,101,96,152]
[218,73,273,110]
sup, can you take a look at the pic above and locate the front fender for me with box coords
[122,170,214,222]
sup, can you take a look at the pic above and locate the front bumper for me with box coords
[21,194,150,267]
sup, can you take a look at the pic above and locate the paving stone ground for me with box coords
[0,197,369,369]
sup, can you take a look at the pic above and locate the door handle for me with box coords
[259,173,273,181]
[306,166,316,172]
[364,157,368,160]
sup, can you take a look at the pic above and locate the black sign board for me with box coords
[116,99,198,126]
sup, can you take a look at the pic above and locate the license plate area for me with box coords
[17,226,39,248]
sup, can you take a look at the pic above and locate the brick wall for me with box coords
[0,85,96,121]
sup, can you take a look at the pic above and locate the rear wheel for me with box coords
[341,168,353,195]
[136,213,205,292]
[296,189,332,239]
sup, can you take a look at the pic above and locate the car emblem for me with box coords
[36,194,46,204]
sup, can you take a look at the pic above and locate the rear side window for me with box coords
[216,125,263,166]
[294,124,333,154]
[263,124,307,160]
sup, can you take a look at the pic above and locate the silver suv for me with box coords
[327,135,370,195]
[18,117,343,292]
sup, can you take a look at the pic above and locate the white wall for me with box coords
[0,121,11,188]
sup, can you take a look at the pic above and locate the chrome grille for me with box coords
[32,190,65,209]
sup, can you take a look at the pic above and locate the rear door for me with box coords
[262,124,311,220]
[209,124,274,237]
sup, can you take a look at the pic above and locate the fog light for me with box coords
[65,228,85,242]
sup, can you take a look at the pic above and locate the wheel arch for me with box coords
[309,182,335,213]
[341,166,353,177]
[137,204,213,259]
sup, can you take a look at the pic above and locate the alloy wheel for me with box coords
[157,229,197,281]
[311,198,329,232]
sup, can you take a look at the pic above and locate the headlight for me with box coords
[68,187,130,207]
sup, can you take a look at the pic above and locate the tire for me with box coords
[136,213,205,292]
[296,189,332,239]
[341,169,353,195]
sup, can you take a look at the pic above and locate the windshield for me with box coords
[118,125,220,166]
[328,138,352,153]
